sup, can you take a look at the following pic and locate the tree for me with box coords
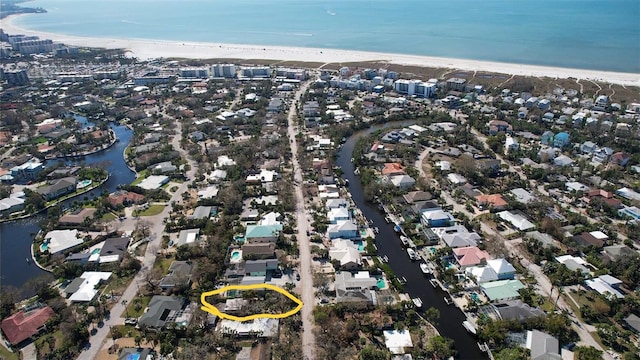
[426,336,457,359]
[494,347,530,360]
[358,345,390,360]
[574,346,603,360]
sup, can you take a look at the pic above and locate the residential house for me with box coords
[553,132,570,148]
[218,318,279,338]
[245,224,282,243]
[118,348,153,360]
[327,220,359,239]
[504,136,519,153]
[325,198,347,209]
[481,279,526,302]
[388,174,416,190]
[334,271,378,304]
[497,211,535,231]
[466,265,499,283]
[487,119,513,135]
[150,161,177,174]
[1,306,55,345]
[540,131,554,146]
[553,155,574,167]
[580,141,597,154]
[434,225,481,248]
[510,188,534,204]
[623,314,640,333]
[492,300,545,321]
[602,244,633,260]
[403,191,432,204]
[610,152,631,166]
[453,246,490,268]
[99,237,131,263]
[381,163,405,176]
[586,189,622,209]
[327,207,350,224]
[0,194,26,217]
[585,275,624,299]
[42,229,83,254]
[36,176,77,201]
[383,329,414,355]
[421,209,455,228]
[138,296,190,330]
[526,330,561,360]
[107,190,144,208]
[244,259,279,276]
[329,240,362,269]
[159,261,195,290]
[487,259,516,280]
[573,231,607,248]
[177,228,201,247]
[241,243,276,260]
[190,205,215,220]
[475,194,508,211]
[59,208,96,225]
[555,255,591,275]
[65,271,112,302]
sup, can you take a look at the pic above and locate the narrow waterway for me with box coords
[336,123,485,359]
[0,121,135,299]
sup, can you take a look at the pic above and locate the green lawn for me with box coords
[102,274,135,298]
[102,212,118,221]
[135,204,165,216]
[0,345,19,360]
[125,296,152,318]
[131,170,149,186]
[153,255,174,274]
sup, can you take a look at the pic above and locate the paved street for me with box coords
[78,119,196,360]
[286,80,316,360]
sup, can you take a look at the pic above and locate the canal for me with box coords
[0,120,135,299]
[336,123,485,359]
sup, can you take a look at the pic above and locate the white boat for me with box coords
[407,248,418,261]
[412,297,423,308]
[382,255,389,263]
[463,320,477,335]
[420,263,431,275]
[400,236,410,247]
[444,297,453,305]
[373,227,379,234]
[429,279,438,288]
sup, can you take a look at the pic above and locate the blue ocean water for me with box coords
[12,0,640,72]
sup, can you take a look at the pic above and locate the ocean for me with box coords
[11,0,640,72]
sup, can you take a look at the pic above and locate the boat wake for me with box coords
[244,31,313,37]
[326,10,336,16]
[120,20,142,25]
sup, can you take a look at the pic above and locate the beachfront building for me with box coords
[393,79,436,98]
[211,64,236,78]
[446,77,467,91]
[241,66,271,78]
[179,67,209,78]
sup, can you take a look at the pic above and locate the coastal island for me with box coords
[0,7,639,360]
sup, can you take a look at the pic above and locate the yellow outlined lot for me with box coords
[200,283,303,322]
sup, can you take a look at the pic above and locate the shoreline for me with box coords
[2,14,639,87]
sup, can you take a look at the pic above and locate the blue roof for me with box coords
[555,132,570,140]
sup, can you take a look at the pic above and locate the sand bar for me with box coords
[3,14,639,86]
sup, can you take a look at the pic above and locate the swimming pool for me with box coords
[77,179,92,189]
[471,292,480,303]
[125,354,141,360]
[40,242,49,252]
[230,249,242,263]
[376,278,387,290]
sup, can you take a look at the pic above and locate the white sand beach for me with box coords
[3,15,639,86]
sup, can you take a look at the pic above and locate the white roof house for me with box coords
[327,207,350,223]
[447,173,467,185]
[197,185,219,199]
[383,330,413,354]
[177,228,200,247]
[138,175,169,190]
[259,212,281,226]
[487,259,516,278]
[585,275,624,299]
[218,318,279,338]
[497,211,535,231]
[217,155,236,167]
[466,266,499,283]
[329,240,362,268]
[43,229,83,254]
[208,169,227,182]
[246,170,278,183]
[510,188,534,204]
[68,271,112,302]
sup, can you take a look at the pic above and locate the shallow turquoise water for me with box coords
[12,0,640,72]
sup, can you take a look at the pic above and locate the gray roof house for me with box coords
[150,161,177,174]
[99,237,131,263]
[244,259,279,276]
[177,228,200,247]
[159,261,195,290]
[138,296,189,329]
[624,314,640,333]
[36,176,77,201]
[492,300,545,321]
[526,330,561,360]
[190,205,214,220]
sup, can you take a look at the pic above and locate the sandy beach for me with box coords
[2,14,639,86]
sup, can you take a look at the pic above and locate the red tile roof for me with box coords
[1,307,55,345]
[453,246,491,267]
[475,194,508,208]
[381,162,405,176]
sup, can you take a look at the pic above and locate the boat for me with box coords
[463,320,477,335]
[407,248,418,261]
[382,255,389,263]
[429,279,439,288]
[25,257,30,263]
[393,224,402,233]
[412,297,423,308]
[444,296,453,305]
[399,276,407,284]
[400,236,410,247]
[354,168,360,175]
[344,179,350,186]
[373,227,379,234]
[420,263,431,275]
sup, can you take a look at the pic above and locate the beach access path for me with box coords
[2,14,638,87]
[287,79,317,360]
[78,117,197,360]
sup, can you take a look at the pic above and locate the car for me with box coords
[296,273,301,281]
[320,298,329,304]
[124,318,137,325]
